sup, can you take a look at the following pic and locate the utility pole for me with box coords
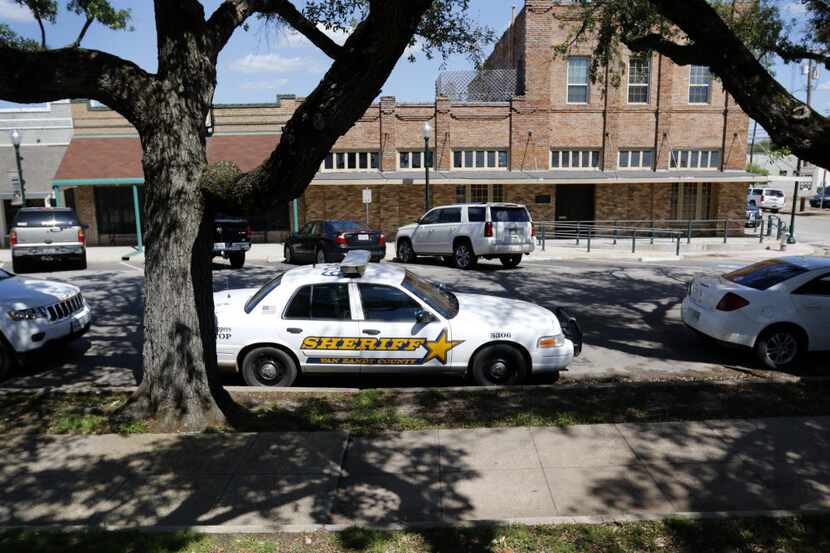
[748,120,757,166]
[789,59,816,244]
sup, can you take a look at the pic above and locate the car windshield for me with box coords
[490,207,530,223]
[244,273,284,313]
[723,259,808,291]
[329,220,364,233]
[13,210,79,227]
[766,190,784,197]
[401,270,459,319]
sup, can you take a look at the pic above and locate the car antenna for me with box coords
[226,276,231,298]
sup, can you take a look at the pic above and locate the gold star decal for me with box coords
[421,329,464,365]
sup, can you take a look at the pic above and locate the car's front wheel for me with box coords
[397,239,417,264]
[471,344,528,386]
[229,252,245,269]
[241,346,298,387]
[284,245,295,264]
[754,326,803,370]
[453,241,477,270]
[499,255,522,268]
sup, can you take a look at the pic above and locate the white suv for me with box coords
[747,188,786,212]
[395,203,535,270]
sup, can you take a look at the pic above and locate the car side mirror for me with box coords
[415,218,422,225]
[415,309,435,324]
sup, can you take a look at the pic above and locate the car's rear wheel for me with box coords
[397,239,416,264]
[229,252,245,269]
[11,258,26,274]
[76,252,87,271]
[453,241,477,270]
[754,326,803,370]
[499,255,522,268]
[471,344,528,386]
[241,346,298,387]
[284,245,295,264]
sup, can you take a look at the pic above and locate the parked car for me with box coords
[284,220,386,264]
[214,250,581,387]
[809,189,830,209]
[0,268,92,380]
[745,200,761,228]
[747,188,785,212]
[10,207,86,273]
[395,203,535,270]
[682,256,830,370]
[213,214,251,269]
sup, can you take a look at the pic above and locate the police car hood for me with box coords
[213,288,258,311]
[453,293,561,334]
[0,276,79,308]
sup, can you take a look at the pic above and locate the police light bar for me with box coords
[340,250,371,277]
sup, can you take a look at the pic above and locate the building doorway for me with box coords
[555,183,595,222]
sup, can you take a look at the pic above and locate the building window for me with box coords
[567,56,590,103]
[618,149,654,169]
[321,151,379,172]
[455,184,506,203]
[627,56,650,104]
[671,183,713,220]
[455,185,467,203]
[452,149,509,169]
[551,149,600,169]
[470,184,489,203]
[492,184,504,202]
[399,150,433,170]
[670,149,721,169]
[689,65,712,104]
[94,187,144,238]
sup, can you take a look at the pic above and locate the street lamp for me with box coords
[9,129,26,206]
[421,122,432,211]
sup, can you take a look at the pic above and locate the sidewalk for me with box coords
[3,416,830,531]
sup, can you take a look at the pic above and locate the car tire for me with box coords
[241,346,298,387]
[229,252,245,269]
[284,245,295,264]
[397,239,417,264]
[77,253,87,271]
[499,255,522,269]
[471,344,528,386]
[0,342,14,381]
[11,258,25,274]
[316,248,327,264]
[754,326,803,370]
[453,241,477,270]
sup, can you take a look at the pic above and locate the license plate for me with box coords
[229,243,249,250]
[40,248,58,255]
[509,245,522,252]
[213,242,226,249]
[71,312,89,333]
[358,234,370,241]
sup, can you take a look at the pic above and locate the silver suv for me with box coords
[10,207,87,273]
[395,203,535,269]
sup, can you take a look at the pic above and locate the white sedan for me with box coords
[214,251,581,386]
[682,256,830,369]
[0,268,92,379]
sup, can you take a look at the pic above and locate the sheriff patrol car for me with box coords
[214,250,581,387]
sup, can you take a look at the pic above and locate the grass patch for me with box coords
[3,516,830,552]
[3,380,830,434]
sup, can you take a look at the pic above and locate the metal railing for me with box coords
[534,218,770,256]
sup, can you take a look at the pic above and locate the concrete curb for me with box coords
[0,508,827,534]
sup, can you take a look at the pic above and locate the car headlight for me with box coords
[7,307,48,321]
[537,334,565,348]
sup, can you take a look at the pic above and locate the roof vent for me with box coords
[340,250,371,277]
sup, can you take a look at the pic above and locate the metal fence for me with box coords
[534,217,790,256]
[435,69,518,102]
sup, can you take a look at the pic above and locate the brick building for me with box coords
[50,0,757,246]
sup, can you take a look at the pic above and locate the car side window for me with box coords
[439,207,461,223]
[285,283,352,320]
[300,223,314,235]
[358,283,422,321]
[420,210,441,225]
[467,206,486,222]
[794,275,830,297]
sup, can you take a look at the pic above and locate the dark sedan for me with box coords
[283,220,386,264]
[809,189,830,209]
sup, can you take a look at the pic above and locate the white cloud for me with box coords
[0,0,34,22]
[818,81,830,91]
[277,24,351,49]
[239,79,289,91]
[230,53,321,74]
[782,1,807,15]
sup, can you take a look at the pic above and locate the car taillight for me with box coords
[245,225,252,240]
[78,228,85,245]
[9,230,16,247]
[336,233,347,245]
[531,224,536,237]
[484,222,493,237]
[379,233,385,246]
[716,292,749,312]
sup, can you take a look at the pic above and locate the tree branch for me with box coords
[71,16,95,48]
[623,33,708,66]
[0,45,157,130]
[35,14,46,49]
[774,44,830,70]
[206,0,344,60]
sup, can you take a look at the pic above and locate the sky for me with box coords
[0,0,828,127]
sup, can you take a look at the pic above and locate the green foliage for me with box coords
[0,23,39,50]
[746,163,770,176]
[67,0,131,31]
[0,1,131,49]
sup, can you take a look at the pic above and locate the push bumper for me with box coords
[213,242,251,254]
[12,245,84,258]
[531,307,583,373]
[5,305,92,353]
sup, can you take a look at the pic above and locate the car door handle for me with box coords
[362,329,381,335]
[287,328,303,334]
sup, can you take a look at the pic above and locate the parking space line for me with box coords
[119,261,144,273]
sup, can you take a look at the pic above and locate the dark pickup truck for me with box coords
[213,215,251,269]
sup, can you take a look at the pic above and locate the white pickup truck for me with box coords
[10,207,87,273]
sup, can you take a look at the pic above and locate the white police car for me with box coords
[214,250,581,387]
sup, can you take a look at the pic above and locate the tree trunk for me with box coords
[118,98,233,431]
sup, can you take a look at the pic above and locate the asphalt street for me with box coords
[1,251,825,390]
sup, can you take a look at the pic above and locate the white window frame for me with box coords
[627,56,650,104]
[669,149,721,170]
[566,56,590,104]
[451,149,509,170]
[688,65,712,104]
[551,149,601,170]
[320,151,380,172]
[398,150,433,171]
[618,149,654,169]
